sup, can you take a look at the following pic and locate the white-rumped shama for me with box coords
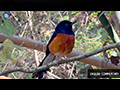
[33,20,77,79]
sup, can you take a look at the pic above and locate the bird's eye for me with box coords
[65,23,69,27]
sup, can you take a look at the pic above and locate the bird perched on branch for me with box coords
[32,20,77,79]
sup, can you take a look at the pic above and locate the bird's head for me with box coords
[55,20,77,35]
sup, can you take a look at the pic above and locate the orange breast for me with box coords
[48,33,75,57]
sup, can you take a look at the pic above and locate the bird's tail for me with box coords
[32,54,55,79]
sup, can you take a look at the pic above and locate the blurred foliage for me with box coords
[72,11,83,16]
[109,11,115,15]
[0,39,14,63]
[0,14,15,36]
[0,11,119,79]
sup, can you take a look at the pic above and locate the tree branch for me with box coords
[0,42,120,76]
[0,33,46,52]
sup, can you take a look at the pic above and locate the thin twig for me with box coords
[34,50,39,67]
[18,73,26,79]
[11,73,17,79]
[0,42,120,76]
[2,62,8,72]
[47,71,61,79]
[10,11,22,27]
[69,62,76,78]
[20,23,28,37]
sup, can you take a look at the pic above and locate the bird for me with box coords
[32,20,77,79]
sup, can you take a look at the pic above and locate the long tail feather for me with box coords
[32,54,55,79]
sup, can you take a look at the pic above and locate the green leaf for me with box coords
[0,39,14,63]
[101,29,108,41]
[72,11,83,16]
[0,15,15,36]
[63,16,69,20]
[13,56,18,62]
[109,11,115,15]
[92,11,100,17]
[49,11,58,14]
[111,51,117,56]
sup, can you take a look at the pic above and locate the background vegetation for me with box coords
[0,11,118,79]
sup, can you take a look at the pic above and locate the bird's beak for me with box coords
[71,20,77,25]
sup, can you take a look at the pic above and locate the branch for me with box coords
[0,33,46,52]
[1,42,120,76]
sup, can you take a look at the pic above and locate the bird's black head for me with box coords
[55,20,76,35]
